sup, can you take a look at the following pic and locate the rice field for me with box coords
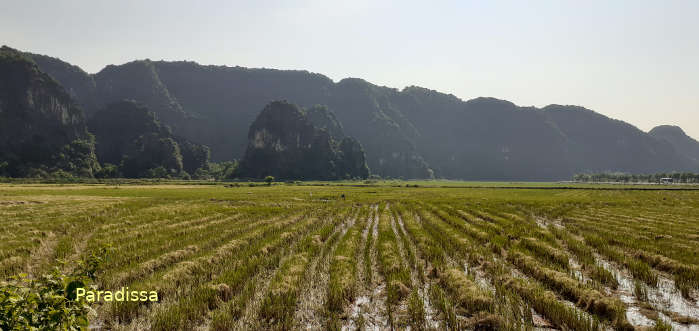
[1,183,698,330]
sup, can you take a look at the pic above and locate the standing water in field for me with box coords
[595,254,699,330]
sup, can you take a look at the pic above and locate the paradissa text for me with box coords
[76,287,158,302]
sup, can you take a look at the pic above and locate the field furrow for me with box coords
[1,184,698,330]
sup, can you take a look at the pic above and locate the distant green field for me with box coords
[5,177,699,190]
[305,179,699,190]
[1,183,697,330]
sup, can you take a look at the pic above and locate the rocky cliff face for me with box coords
[0,46,99,177]
[27,52,98,114]
[337,137,370,179]
[238,101,369,180]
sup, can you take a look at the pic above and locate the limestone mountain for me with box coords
[300,105,369,178]
[93,61,188,127]
[304,105,345,141]
[649,125,699,163]
[17,47,699,179]
[88,100,208,178]
[150,61,335,161]
[25,54,187,125]
[177,139,211,175]
[27,52,97,113]
[542,106,696,174]
[26,57,429,178]
[393,87,698,178]
[395,90,572,180]
[0,46,99,177]
[336,136,371,180]
[325,78,433,179]
[237,101,369,180]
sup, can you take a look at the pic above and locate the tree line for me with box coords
[573,172,699,184]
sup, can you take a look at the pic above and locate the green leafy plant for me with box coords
[0,270,92,330]
[0,245,110,330]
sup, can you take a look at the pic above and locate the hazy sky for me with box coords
[3,0,698,139]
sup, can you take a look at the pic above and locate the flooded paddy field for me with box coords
[1,183,698,330]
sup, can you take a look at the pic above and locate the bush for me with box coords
[50,169,74,179]
[0,270,92,330]
[25,167,49,178]
[192,168,211,180]
[146,166,169,178]
[0,246,109,330]
[95,163,120,178]
[207,161,237,180]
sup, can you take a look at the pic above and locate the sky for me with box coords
[2,0,698,139]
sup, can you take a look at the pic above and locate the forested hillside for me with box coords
[237,101,369,180]
[649,125,699,163]
[6,47,696,180]
[0,46,99,178]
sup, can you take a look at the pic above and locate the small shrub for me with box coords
[0,270,92,330]
[0,246,109,330]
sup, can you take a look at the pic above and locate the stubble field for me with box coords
[1,183,698,330]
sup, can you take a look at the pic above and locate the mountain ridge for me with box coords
[13,46,699,180]
[649,125,699,164]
